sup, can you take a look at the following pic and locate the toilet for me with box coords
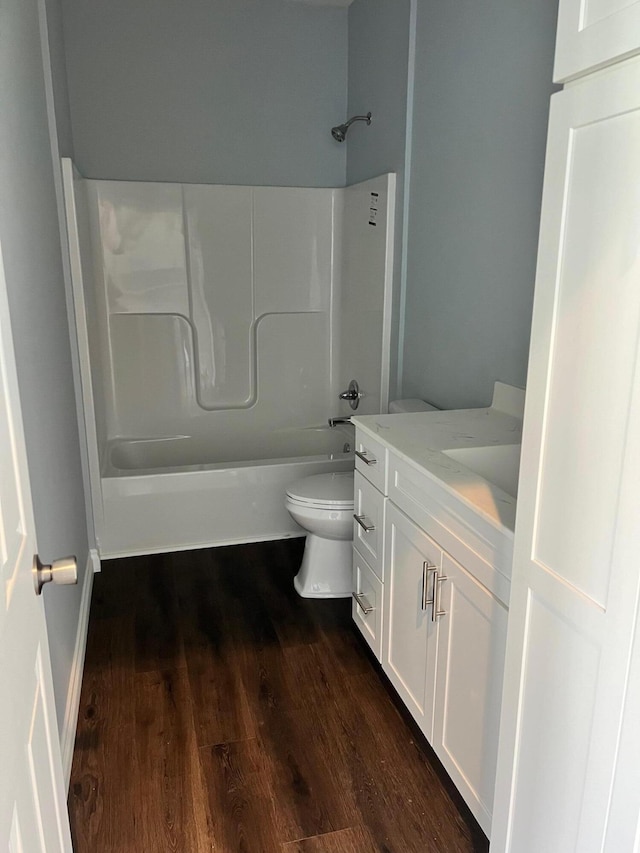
[285,471,355,598]
[285,400,438,599]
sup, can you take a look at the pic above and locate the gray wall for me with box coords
[61,0,348,187]
[401,0,558,409]
[1,0,89,733]
[45,0,74,158]
[347,0,412,401]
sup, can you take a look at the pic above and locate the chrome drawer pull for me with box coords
[433,574,448,621]
[422,562,437,611]
[355,449,377,465]
[352,591,374,615]
[354,514,375,533]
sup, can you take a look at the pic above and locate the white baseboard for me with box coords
[60,549,95,790]
[90,547,101,573]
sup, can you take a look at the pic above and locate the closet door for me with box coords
[554,0,640,81]
[492,57,640,852]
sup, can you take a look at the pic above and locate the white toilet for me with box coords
[285,471,355,599]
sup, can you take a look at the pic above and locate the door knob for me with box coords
[33,554,78,595]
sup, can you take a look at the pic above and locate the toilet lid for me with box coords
[286,471,354,508]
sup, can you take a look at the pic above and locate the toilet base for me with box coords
[293,534,352,599]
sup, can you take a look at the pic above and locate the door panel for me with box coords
[0,239,72,849]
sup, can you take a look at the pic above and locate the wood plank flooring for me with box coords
[68,540,489,853]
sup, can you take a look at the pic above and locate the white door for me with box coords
[554,0,640,82]
[382,503,440,740]
[432,552,508,838]
[0,241,72,850]
[491,57,640,852]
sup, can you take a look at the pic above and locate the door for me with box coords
[554,0,640,82]
[491,57,640,852]
[0,241,72,850]
[432,553,508,838]
[382,502,440,740]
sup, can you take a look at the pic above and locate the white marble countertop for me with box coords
[352,405,522,535]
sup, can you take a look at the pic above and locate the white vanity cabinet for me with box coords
[383,499,507,836]
[554,0,640,82]
[351,421,514,837]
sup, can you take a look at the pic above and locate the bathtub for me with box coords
[98,425,354,558]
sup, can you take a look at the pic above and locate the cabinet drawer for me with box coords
[389,452,512,605]
[352,549,383,661]
[354,428,388,494]
[353,470,385,581]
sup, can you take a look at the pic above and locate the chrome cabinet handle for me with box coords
[352,591,374,614]
[355,449,377,465]
[433,573,448,622]
[354,514,375,532]
[422,562,437,611]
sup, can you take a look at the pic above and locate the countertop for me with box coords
[352,406,522,535]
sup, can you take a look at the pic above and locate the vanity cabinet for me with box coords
[554,0,640,82]
[351,423,513,837]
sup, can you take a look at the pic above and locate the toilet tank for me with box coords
[389,399,438,414]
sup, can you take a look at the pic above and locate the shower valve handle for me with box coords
[339,379,362,410]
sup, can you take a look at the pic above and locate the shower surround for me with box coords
[62,160,395,557]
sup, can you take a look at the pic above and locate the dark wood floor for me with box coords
[68,540,488,853]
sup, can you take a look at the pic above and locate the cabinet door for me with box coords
[492,58,640,852]
[382,503,441,740]
[432,553,508,838]
[554,0,640,82]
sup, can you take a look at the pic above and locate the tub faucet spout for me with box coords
[328,417,352,427]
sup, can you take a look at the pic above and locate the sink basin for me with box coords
[442,444,521,499]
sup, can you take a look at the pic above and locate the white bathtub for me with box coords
[99,425,354,558]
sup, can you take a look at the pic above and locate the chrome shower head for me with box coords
[331,112,372,143]
[331,124,348,143]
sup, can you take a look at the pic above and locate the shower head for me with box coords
[331,112,372,143]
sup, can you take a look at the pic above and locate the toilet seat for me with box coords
[286,495,353,511]
[286,472,354,510]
